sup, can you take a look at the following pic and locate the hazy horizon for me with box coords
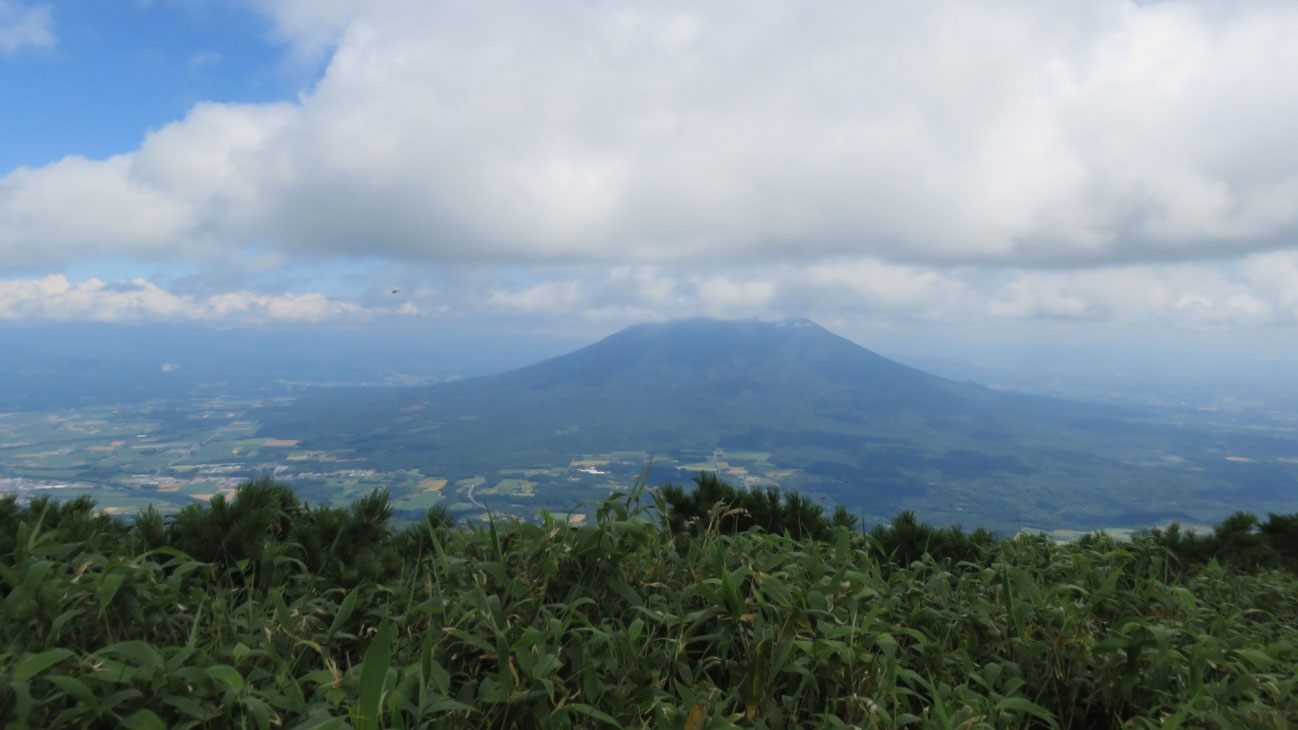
[5,0,1298,374]
[6,316,1298,413]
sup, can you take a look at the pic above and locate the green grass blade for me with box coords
[355,618,393,730]
[14,648,74,682]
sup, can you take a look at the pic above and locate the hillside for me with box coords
[259,319,1298,532]
[266,317,1047,455]
[397,318,1020,448]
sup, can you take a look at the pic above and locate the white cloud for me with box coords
[802,262,964,316]
[0,156,195,268]
[987,277,1098,320]
[695,276,777,315]
[10,249,1298,330]
[249,0,362,61]
[7,0,1298,339]
[0,275,381,324]
[0,103,297,271]
[470,253,1298,331]
[5,0,1298,274]
[486,281,585,314]
[0,0,52,55]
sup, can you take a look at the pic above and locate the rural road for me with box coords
[466,481,486,511]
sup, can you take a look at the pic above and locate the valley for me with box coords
[4,319,1297,535]
[0,396,813,525]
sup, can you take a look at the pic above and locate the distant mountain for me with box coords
[260,318,1298,530]
[268,318,1013,460]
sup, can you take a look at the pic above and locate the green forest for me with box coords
[3,475,1297,729]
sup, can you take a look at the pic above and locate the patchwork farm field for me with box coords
[0,397,809,525]
[5,363,1298,536]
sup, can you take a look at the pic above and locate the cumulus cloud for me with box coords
[0,0,52,55]
[486,280,586,314]
[472,253,1298,331]
[0,275,393,324]
[9,248,1298,330]
[0,102,297,271]
[5,0,1298,275]
[250,0,360,60]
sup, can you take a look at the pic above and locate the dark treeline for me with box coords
[662,472,1000,567]
[1,477,456,588]
[662,471,860,540]
[663,471,1298,574]
[1145,511,1298,572]
[6,472,1298,587]
[3,474,1298,728]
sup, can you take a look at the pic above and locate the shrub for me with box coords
[660,470,851,540]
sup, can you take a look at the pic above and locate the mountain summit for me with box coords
[504,318,937,392]
[473,317,996,427]
[260,318,1290,531]
[265,318,1036,501]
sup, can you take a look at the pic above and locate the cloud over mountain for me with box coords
[7,1,1298,269]
[4,1,1298,331]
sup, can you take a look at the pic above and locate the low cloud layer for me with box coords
[0,275,382,324]
[473,253,1298,331]
[5,1,1298,336]
[5,1,1298,274]
[9,249,1298,331]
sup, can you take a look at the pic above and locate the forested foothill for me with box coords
[3,474,1297,728]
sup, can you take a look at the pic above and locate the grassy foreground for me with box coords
[2,477,1297,729]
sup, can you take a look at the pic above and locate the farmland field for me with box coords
[0,395,814,525]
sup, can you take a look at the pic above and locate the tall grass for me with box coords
[2,477,1296,728]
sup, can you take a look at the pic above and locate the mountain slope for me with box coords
[266,318,1029,462]
[258,318,1297,530]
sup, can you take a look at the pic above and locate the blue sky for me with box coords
[3,0,1298,356]
[0,1,313,171]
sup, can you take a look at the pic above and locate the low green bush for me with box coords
[2,478,1296,728]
